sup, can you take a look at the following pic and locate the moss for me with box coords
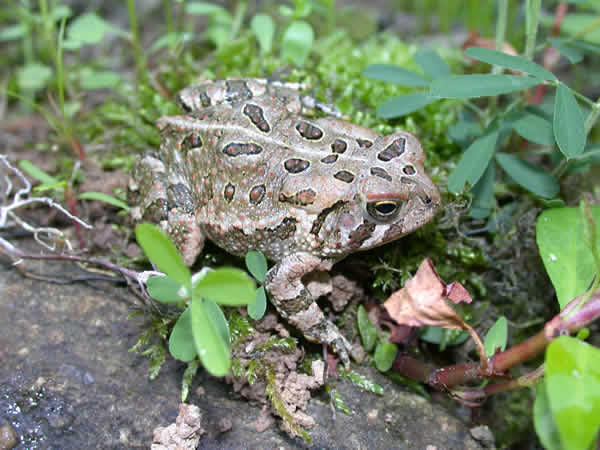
[128,314,173,381]
[338,368,384,396]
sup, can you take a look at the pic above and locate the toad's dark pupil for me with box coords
[375,202,397,215]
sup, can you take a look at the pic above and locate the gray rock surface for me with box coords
[0,253,484,449]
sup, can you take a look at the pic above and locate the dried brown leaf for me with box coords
[383,259,467,330]
[445,281,473,304]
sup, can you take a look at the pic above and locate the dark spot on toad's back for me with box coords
[321,154,338,164]
[357,138,373,148]
[279,188,317,206]
[243,104,271,132]
[181,133,203,150]
[331,139,347,153]
[249,184,266,204]
[296,121,323,140]
[333,170,355,183]
[284,158,310,174]
[224,183,235,203]
[378,138,405,161]
[223,142,263,157]
[403,165,416,175]
[370,167,392,181]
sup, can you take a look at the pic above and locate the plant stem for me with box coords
[494,0,508,57]
[392,290,600,393]
[463,100,485,118]
[230,1,247,41]
[455,365,545,401]
[584,96,600,137]
[163,0,174,51]
[488,0,508,113]
[126,0,146,81]
[55,18,66,121]
[524,0,541,59]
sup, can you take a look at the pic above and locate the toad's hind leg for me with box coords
[128,153,205,266]
[264,252,357,365]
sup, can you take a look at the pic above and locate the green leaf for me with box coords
[279,5,294,17]
[534,381,563,450]
[190,298,230,376]
[147,276,188,303]
[548,38,584,64]
[149,32,194,52]
[0,24,27,41]
[67,12,119,44]
[554,84,586,159]
[568,40,600,55]
[203,298,230,346]
[429,74,541,98]
[169,307,197,362]
[17,63,53,91]
[79,70,121,90]
[536,206,600,308]
[376,93,437,118]
[560,14,600,45]
[512,111,555,146]
[18,160,58,185]
[414,48,450,79]
[470,163,495,219]
[374,341,398,372]
[135,224,191,287]
[281,20,314,66]
[546,336,600,450]
[185,2,232,18]
[245,251,268,282]
[362,64,430,87]
[447,130,499,193]
[495,153,559,198]
[483,316,507,357]
[448,119,482,144]
[419,327,470,350]
[193,267,256,306]
[78,191,129,211]
[465,47,557,81]
[357,305,377,352]
[51,5,73,21]
[247,286,267,320]
[250,14,275,54]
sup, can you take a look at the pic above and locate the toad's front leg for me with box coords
[264,252,356,365]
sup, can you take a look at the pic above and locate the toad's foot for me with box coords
[265,252,358,365]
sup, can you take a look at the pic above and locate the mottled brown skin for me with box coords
[128,78,441,364]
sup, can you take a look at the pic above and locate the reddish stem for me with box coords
[392,291,600,394]
[64,186,84,250]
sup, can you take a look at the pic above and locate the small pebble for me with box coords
[0,424,19,449]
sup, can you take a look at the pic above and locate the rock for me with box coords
[0,249,483,449]
[0,424,19,449]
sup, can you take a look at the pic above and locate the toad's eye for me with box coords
[367,200,402,221]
